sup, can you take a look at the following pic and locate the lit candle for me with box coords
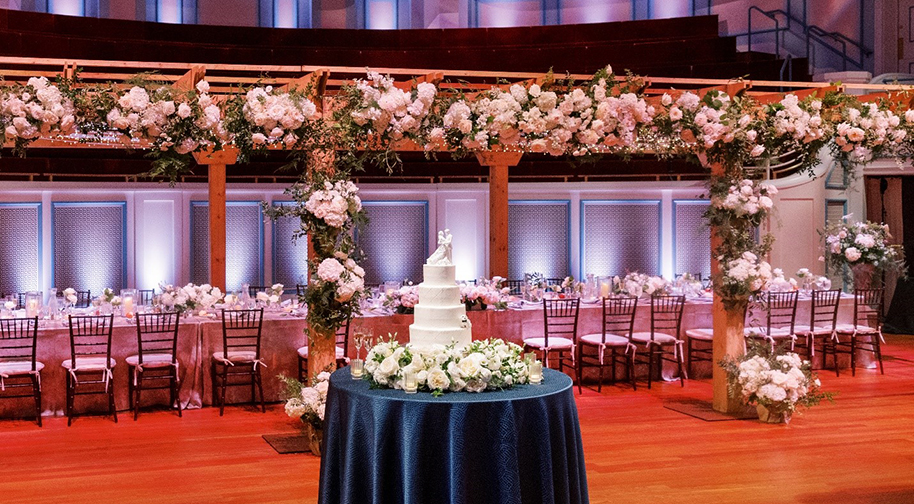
[350,359,364,380]
[198,309,208,317]
[403,370,418,393]
[529,361,543,384]
[26,299,39,318]
[123,296,134,318]
[600,281,610,298]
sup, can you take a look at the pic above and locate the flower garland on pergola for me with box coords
[2,65,910,386]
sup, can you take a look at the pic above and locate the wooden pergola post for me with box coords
[476,151,523,278]
[193,148,238,291]
[708,160,747,414]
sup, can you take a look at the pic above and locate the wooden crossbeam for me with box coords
[280,69,330,97]
[174,65,206,92]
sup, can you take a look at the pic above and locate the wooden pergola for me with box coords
[3,56,911,413]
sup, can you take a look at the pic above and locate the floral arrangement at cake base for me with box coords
[364,337,531,396]
[823,216,906,289]
[720,341,833,424]
[280,372,330,456]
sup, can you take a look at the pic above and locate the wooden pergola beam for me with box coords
[174,65,206,92]
[475,150,523,278]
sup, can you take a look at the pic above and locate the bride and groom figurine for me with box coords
[427,229,453,266]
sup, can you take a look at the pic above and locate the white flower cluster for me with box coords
[0,77,75,142]
[834,103,905,164]
[384,285,419,311]
[824,217,897,267]
[721,251,773,294]
[62,287,78,305]
[158,282,224,314]
[106,80,223,153]
[255,283,285,305]
[243,86,318,147]
[712,178,778,217]
[304,179,362,228]
[364,338,530,393]
[351,71,436,140]
[283,371,330,423]
[613,272,670,298]
[772,95,827,145]
[316,252,366,302]
[735,352,818,412]
[768,268,799,292]
[441,67,654,156]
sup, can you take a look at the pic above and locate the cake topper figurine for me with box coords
[426,229,453,266]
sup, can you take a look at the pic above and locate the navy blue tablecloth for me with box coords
[318,368,588,504]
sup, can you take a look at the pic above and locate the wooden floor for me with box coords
[2,335,913,504]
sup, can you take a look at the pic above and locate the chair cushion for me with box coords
[631,332,680,345]
[524,337,574,350]
[125,353,175,367]
[794,324,834,336]
[685,328,713,341]
[212,350,258,363]
[61,357,116,370]
[835,324,877,334]
[297,346,346,359]
[580,333,630,347]
[0,360,44,375]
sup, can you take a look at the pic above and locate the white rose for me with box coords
[177,102,192,119]
[378,354,400,378]
[426,367,450,390]
[844,247,862,262]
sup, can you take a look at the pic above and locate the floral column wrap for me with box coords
[269,173,367,380]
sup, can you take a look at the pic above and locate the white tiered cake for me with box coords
[409,230,473,348]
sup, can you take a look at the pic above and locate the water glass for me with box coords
[529,361,543,384]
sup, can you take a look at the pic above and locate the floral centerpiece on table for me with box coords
[768,269,798,292]
[255,283,285,307]
[0,76,76,155]
[547,276,583,297]
[280,372,330,456]
[674,273,704,297]
[91,288,121,310]
[720,342,833,424]
[384,284,418,315]
[716,251,773,300]
[613,272,670,298]
[62,287,78,305]
[364,337,531,396]
[823,216,906,287]
[461,278,509,310]
[158,283,223,315]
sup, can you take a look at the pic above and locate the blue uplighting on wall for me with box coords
[190,201,264,292]
[51,202,128,295]
[580,199,662,277]
[357,201,429,285]
[0,203,42,295]
[271,201,308,291]
[508,200,570,280]
[672,199,711,279]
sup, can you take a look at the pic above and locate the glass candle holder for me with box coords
[350,358,364,380]
[121,289,137,318]
[598,276,612,298]
[529,361,543,384]
[403,370,418,394]
[25,291,41,318]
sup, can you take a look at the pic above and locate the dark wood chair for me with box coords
[71,290,92,308]
[524,298,580,378]
[128,312,182,420]
[295,284,307,299]
[0,317,42,426]
[138,289,155,307]
[247,285,268,298]
[745,291,798,351]
[793,289,841,363]
[831,288,885,377]
[577,296,638,393]
[631,295,686,388]
[298,319,351,382]
[504,280,525,296]
[212,308,265,416]
[64,314,116,426]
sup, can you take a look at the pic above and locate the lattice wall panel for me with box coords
[359,202,427,285]
[582,201,660,276]
[273,206,308,290]
[192,203,263,292]
[508,202,569,280]
[53,203,125,295]
[0,204,40,295]
[674,201,711,279]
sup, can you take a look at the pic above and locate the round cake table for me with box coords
[318,367,589,504]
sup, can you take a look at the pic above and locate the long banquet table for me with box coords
[0,294,864,419]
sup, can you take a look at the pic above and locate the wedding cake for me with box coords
[409,229,473,348]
